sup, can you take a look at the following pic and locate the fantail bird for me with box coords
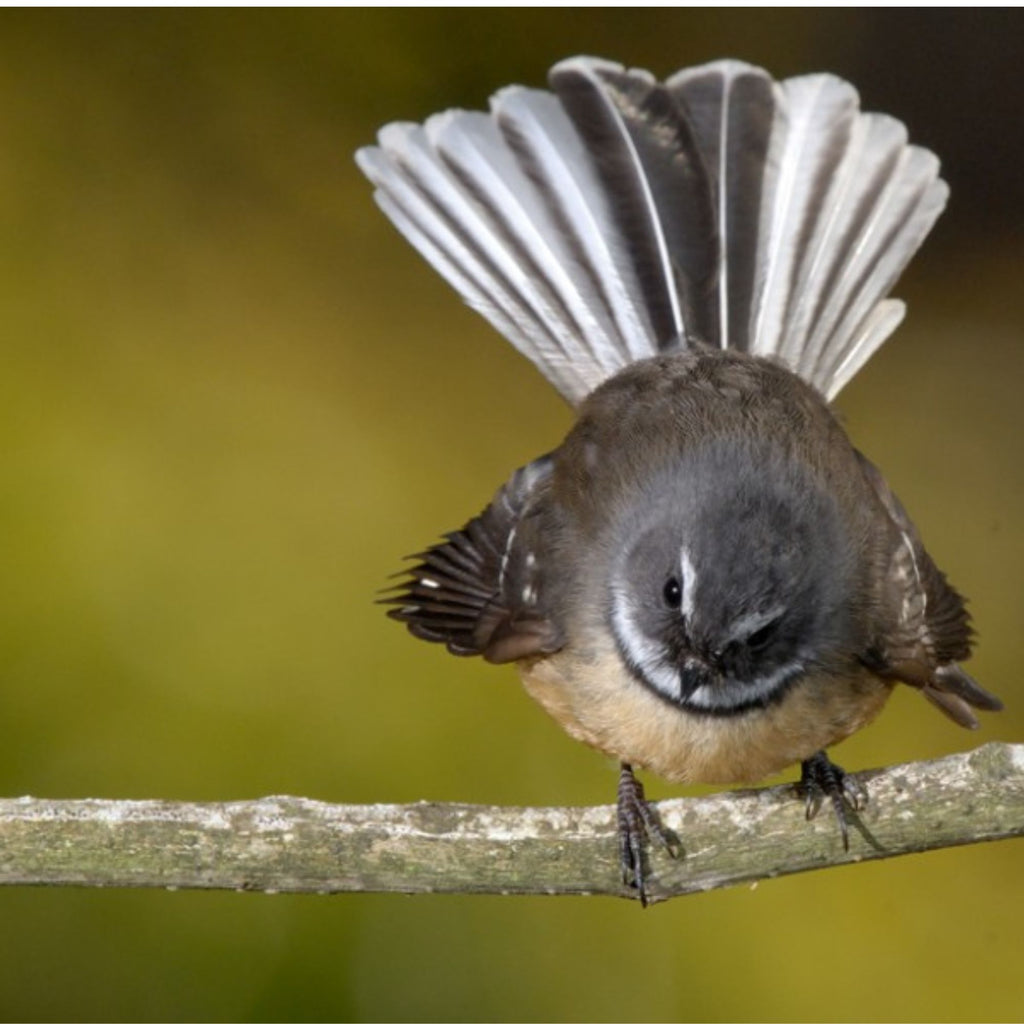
[356,56,1003,902]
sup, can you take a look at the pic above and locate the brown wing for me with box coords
[856,451,1002,727]
[381,455,564,664]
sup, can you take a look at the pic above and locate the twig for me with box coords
[0,743,1019,903]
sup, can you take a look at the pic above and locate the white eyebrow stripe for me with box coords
[728,605,786,643]
[679,546,697,620]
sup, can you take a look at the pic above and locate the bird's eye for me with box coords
[662,576,682,609]
[747,618,780,651]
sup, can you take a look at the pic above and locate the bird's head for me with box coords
[607,441,858,714]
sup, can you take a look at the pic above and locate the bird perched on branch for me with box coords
[357,56,1002,903]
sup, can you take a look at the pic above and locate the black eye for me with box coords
[747,619,780,651]
[662,577,682,609]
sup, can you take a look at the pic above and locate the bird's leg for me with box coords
[616,763,676,905]
[799,750,868,850]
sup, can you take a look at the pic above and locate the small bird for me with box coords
[357,56,1002,902]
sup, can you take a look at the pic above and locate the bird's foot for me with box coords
[799,750,867,850]
[617,763,677,906]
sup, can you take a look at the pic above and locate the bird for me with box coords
[356,56,1003,903]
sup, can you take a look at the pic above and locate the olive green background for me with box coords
[0,9,1021,1023]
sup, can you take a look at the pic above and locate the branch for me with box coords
[0,743,1020,903]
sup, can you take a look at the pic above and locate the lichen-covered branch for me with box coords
[0,743,1020,903]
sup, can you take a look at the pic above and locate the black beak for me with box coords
[678,658,714,699]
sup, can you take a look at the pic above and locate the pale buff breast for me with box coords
[518,643,893,785]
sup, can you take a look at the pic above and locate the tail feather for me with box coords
[547,60,683,351]
[827,299,907,398]
[668,59,775,353]
[549,58,719,351]
[360,149,562,387]
[430,110,616,375]
[780,115,907,381]
[813,150,947,394]
[750,74,860,367]
[359,123,595,399]
[356,57,947,406]
[495,87,650,365]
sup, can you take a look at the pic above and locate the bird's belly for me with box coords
[518,645,893,785]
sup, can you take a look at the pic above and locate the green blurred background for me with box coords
[0,9,1021,1022]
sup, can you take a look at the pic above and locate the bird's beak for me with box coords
[678,657,714,699]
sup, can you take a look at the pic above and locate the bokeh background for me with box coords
[0,9,1021,1022]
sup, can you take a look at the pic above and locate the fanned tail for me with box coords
[357,57,947,405]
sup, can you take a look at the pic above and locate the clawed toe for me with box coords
[800,750,867,850]
[617,763,676,905]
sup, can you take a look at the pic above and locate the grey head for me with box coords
[607,439,860,715]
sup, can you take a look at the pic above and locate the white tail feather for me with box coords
[430,110,616,376]
[827,299,906,399]
[813,155,947,391]
[778,114,907,382]
[750,74,859,359]
[493,87,656,364]
[357,57,947,406]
